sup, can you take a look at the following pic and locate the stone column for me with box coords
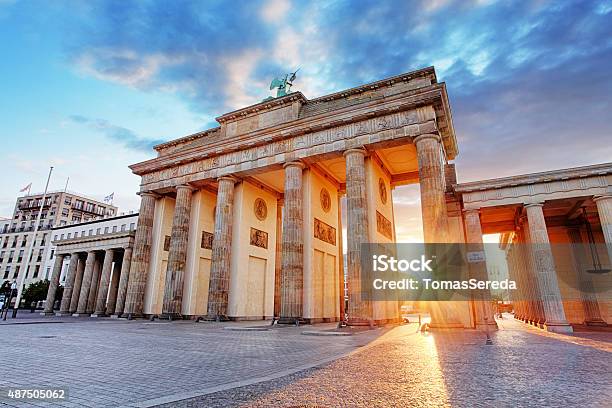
[415,134,449,243]
[525,203,572,333]
[42,254,65,315]
[86,255,102,314]
[124,192,157,318]
[69,255,85,313]
[279,162,305,324]
[337,194,346,321]
[93,249,115,316]
[415,134,461,328]
[106,261,121,316]
[207,176,238,319]
[463,209,497,330]
[162,185,195,318]
[113,247,132,318]
[567,226,606,326]
[594,195,612,265]
[274,200,283,317]
[58,254,79,315]
[343,149,372,325]
[74,251,96,316]
[519,221,545,325]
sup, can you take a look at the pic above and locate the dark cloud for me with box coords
[69,115,165,152]
[61,0,612,176]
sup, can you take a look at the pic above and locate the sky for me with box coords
[0,0,611,243]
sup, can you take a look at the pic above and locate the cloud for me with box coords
[69,115,165,152]
[56,0,612,179]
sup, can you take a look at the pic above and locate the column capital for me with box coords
[524,202,544,209]
[217,175,240,184]
[176,184,196,193]
[138,191,161,199]
[413,133,441,145]
[282,161,305,170]
[342,148,367,158]
[593,195,612,203]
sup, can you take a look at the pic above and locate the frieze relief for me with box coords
[376,211,393,240]
[201,231,213,250]
[314,218,336,246]
[250,228,268,249]
[141,109,432,186]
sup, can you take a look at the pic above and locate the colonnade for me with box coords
[505,196,612,332]
[43,247,132,317]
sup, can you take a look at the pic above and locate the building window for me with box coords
[64,196,72,205]
[61,208,69,216]
[21,237,27,247]
[60,234,64,240]
[4,266,11,279]
[33,265,40,278]
[130,223,135,231]
[50,249,54,259]
[104,227,109,234]
[18,250,24,262]
[96,228,101,235]
[8,251,14,262]
[60,220,67,226]
[81,230,85,236]
[74,200,84,210]
[54,235,58,241]
[67,233,72,239]
[112,226,117,233]
[85,202,95,212]
[88,229,93,236]
[121,224,126,232]
[163,236,171,251]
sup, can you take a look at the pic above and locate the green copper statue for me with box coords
[265,68,299,101]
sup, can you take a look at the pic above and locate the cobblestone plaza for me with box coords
[1,315,610,407]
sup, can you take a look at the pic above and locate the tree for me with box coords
[0,280,10,296]
[22,280,50,305]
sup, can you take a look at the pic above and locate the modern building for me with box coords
[0,191,118,292]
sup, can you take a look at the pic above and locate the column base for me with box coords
[109,314,123,319]
[72,313,90,317]
[585,319,608,327]
[544,322,573,333]
[39,311,55,316]
[90,313,107,318]
[158,313,185,321]
[278,317,306,325]
[54,312,72,316]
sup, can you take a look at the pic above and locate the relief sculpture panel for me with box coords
[314,218,336,246]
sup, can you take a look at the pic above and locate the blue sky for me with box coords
[1,0,611,241]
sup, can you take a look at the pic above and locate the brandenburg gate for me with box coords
[122,66,470,326]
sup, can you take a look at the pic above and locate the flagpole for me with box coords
[64,177,69,193]
[12,166,53,318]
[27,184,31,196]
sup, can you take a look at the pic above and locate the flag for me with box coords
[19,183,32,192]
[104,192,114,203]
